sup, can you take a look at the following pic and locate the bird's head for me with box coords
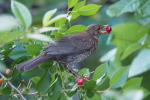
[85,24,112,38]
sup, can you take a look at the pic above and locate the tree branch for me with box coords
[0,72,26,100]
[27,91,38,95]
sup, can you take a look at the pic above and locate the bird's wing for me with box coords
[67,32,96,49]
[42,32,96,55]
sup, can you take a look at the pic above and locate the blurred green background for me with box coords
[0,0,150,100]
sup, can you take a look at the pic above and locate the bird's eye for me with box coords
[97,27,101,30]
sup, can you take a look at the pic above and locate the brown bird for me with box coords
[16,24,111,76]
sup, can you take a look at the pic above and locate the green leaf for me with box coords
[51,31,64,39]
[44,14,67,26]
[27,34,54,43]
[11,1,32,28]
[14,42,25,48]
[55,18,66,27]
[106,0,140,17]
[69,0,86,19]
[71,83,78,91]
[93,63,108,85]
[36,70,51,92]
[110,67,129,88]
[139,23,150,33]
[138,87,150,99]
[39,61,53,71]
[11,68,20,78]
[134,12,150,25]
[129,49,150,77]
[26,44,42,56]
[1,44,13,57]
[66,90,77,97]
[59,93,67,100]
[0,87,11,96]
[93,62,108,80]
[101,91,118,100]
[50,77,62,100]
[64,25,86,35]
[121,43,143,60]
[68,0,78,8]
[139,33,149,43]
[49,73,58,87]
[144,34,150,47]
[58,24,67,33]
[86,90,94,98]
[38,27,59,33]
[3,31,25,43]
[100,48,117,62]
[22,67,38,76]
[43,9,57,26]
[9,47,29,60]
[136,0,150,17]
[84,80,96,90]
[0,15,17,32]
[72,0,86,11]
[25,88,30,93]
[117,90,144,100]
[122,77,143,92]
[47,97,53,100]
[78,68,90,77]
[89,94,101,100]
[0,31,7,42]
[111,23,149,67]
[69,13,79,21]
[77,4,101,16]
[96,73,107,85]
[111,23,148,48]
[32,76,41,84]
[78,92,84,100]
[107,59,117,78]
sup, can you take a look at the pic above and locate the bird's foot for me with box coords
[66,67,84,79]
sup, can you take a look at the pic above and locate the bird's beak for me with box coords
[100,31,107,33]
[100,25,111,33]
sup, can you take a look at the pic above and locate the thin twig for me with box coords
[27,91,38,95]
[84,71,94,76]
[0,72,26,100]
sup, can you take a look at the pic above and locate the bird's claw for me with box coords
[66,67,85,79]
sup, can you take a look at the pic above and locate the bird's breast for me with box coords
[66,45,97,66]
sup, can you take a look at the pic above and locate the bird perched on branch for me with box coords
[16,24,112,77]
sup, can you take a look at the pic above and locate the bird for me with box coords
[16,24,111,77]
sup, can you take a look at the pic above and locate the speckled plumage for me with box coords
[16,24,108,71]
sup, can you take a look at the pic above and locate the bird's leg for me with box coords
[67,66,84,79]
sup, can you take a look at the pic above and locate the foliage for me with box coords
[107,0,150,25]
[0,0,150,100]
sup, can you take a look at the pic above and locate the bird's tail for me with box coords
[16,54,51,71]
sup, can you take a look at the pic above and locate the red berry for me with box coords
[6,69,12,74]
[76,78,84,85]
[0,80,3,84]
[106,26,112,33]
[21,79,25,82]
[85,77,90,80]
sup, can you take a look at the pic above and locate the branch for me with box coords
[0,72,26,100]
[27,91,38,95]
